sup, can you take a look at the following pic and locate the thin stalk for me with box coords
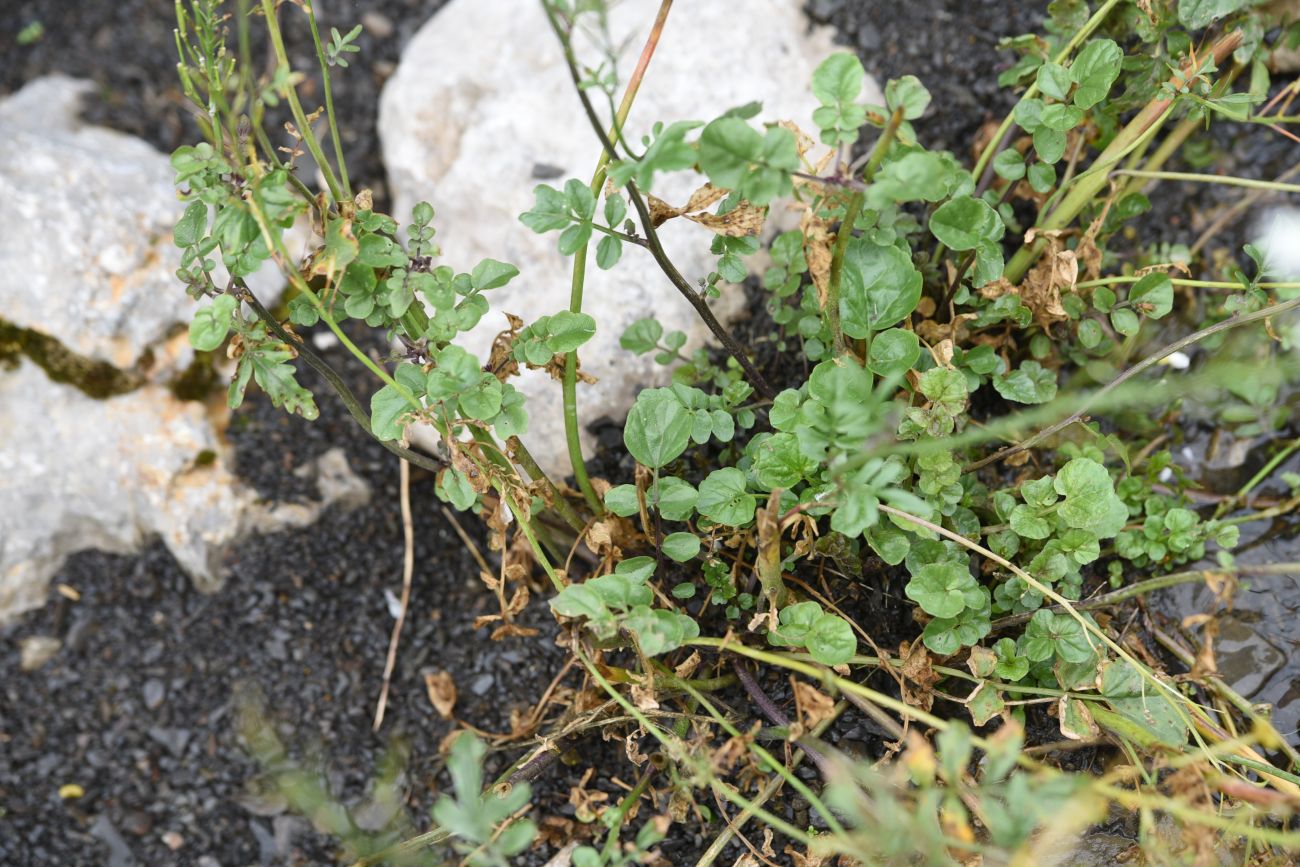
[1074,277,1300,291]
[1112,169,1300,194]
[302,1,352,199]
[680,680,847,835]
[546,0,674,516]
[693,707,844,867]
[989,562,1300,630]
[1214,437,1300,519]
[506,436,587,534]
[258,0,343,202]
[1151,627,1300,772]
[546,1,776,401]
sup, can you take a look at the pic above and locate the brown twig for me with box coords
[373,456,415,731]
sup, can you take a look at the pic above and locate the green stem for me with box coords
[547,0,675,517]
[1113,169,1300,194]
[259,0,343,203]
[1074,277,1300,291]
[507,436,587,535]
[303,1,352,199]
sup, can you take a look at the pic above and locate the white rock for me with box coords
[380,0,873,474]
[0,75,290,380]
[0,360,372,625]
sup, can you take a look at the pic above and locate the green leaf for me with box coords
[811,53,868,145]
[840,240,923,337]
[471,258,519,290]
[550,584,609,623]
[604,484,639,517]
[1129,273,1173,319]
[751,432,814,489]
[519,184,571,233]
[458,375,502,421]
[697,467,757,527]
[1099,660,1188,747]
[174,200,207,247]
[1078,318,1103,348]
[595,234,622,270]
[662,532,701,562]
[885,75,931,119]
[929,197,1004,252]
[624,606,699,656]
[906,562,979,619]
[427,345,483,400]
[1027,162,1057,194]
[867,525,910,565]
[1035,62,1072,102]
[1033,127,1067,164]
[620,318,663,354]
[1111,307,1140,336]
[371,363,424,442]
[807,613,856,666]
[867,328,921,378]
[770,601,823,646]
[624,389,693,469]
[189,294,237,351]
[1070,38,1123,109]
[1054,458,1128,538]
[992,149,1026,182]
[1177,0,1250,31]
[651,476,699,521]
[698,117,761,190]
[546,311,597,352]
[993,360,1058,404]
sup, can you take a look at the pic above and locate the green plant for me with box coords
[171,0,1300,862]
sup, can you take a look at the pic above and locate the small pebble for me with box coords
[19,635,61,671]
[361,10,394,39]
[162,831,184,850]
[143,679,165,711]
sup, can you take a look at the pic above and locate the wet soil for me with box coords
[3,0,1300,865]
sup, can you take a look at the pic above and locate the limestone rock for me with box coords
[0,359,371,625]
[380,0,874,474]
[0,75,289,381]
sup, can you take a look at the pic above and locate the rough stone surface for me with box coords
[0,75,289,379]
[0,76,194,374]
[0,77,352,624]
[380,0,876,473]
[0,359,370,625]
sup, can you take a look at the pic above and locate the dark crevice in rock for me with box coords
[0,318,143,399]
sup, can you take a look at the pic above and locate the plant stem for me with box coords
[970,0,1125,181]
[823,107,904,355]
[506,436,587,534]
[545,0,674,516]
[236,283,447,473]
[303,1,352,199]
[965,292,1300,471]
[545,1,777,401]
[731,661,835,777]
[988,562,1300,630]
[1112,169,1300,193]
[258,0,343,203]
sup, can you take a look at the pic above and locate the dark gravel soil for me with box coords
[3,0,1297,865]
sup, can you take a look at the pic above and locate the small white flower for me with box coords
[1163,351,1190,370]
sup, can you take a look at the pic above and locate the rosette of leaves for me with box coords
[549,557,699,655]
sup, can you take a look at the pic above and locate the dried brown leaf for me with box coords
[424,670,457,719]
